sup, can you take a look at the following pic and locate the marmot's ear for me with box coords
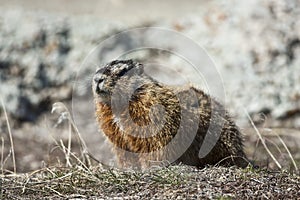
[135,63,144,75]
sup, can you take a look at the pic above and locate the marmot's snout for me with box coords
[92,70,112,105]
[93,73,106,95]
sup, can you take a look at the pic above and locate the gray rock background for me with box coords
[0,0,299,128]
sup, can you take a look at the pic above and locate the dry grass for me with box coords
[1,98,16,174]
[244,109,282,169]
[1,164,299,199]
[0,102,300,199]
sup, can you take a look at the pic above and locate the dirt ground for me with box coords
[1,112,299,173]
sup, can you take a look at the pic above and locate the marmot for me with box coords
[92,60,249,169]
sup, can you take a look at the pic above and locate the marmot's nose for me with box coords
[94,75,105,93]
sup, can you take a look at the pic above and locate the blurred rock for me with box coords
[0,10,124,123]
[0,0,300,128]
[159,0,300,128]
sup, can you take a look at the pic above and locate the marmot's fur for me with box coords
[92,60,249,169]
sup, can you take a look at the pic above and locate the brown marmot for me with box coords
[92,59,249,169]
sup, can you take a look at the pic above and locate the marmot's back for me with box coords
[92,60,249,169]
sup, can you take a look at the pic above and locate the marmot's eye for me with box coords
[96,68,105,74]
[117,68,129,77]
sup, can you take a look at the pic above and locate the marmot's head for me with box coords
[93,60,145,104]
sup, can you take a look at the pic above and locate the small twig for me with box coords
[252,137,260,161]
[1,137,4,174]
[50,136,93,174]
[2,149,12,170]
[45,186,64,197]
[264,137,282,154]
[52,102,91,166]
[213,155,250,168]
[250,178,263,184]
[244,109,282,169]
[67,118,72,167]
[60,139,71,167]
[21,167,77,194]
[1,98,16,173]
[275,132,298,171]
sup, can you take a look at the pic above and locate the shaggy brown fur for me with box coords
[92,60,249,169]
